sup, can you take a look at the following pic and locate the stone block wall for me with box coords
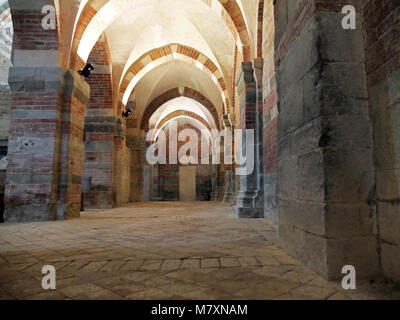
[128,135,145,202]
[363,0,400,283]
[0,169,5,223]
[0,85,11,141]
[196,165,212,201]
[275,0,379,279]
[113,136,131,207]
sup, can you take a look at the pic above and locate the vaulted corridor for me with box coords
[0,202,397,300]
[0,0,400,300]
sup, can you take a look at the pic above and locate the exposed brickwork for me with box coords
[140,87,220,131]
[83,35,115,209]
[5,91,60,220]
[119,44,230,113]
[220,0,251,61]
[70,6,97,70]
[152,110,212,133]
[10,10,58,50]
[58,95,86,218]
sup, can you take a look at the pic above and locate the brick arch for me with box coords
[86,33,114,113]
[70,0,252,70]
[220,0,252,61]
[152,113,213,145]
[119,44,230,113]
[153,110,213,133]
[140,87,220,131]
[69,3,97,70]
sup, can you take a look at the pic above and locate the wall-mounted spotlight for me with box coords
[122,108,132,118]
[78,63,94,78]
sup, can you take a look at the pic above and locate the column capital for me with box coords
[236,62,255,86]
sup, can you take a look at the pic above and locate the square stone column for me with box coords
[83,116,116,209]
[233,62,264,218]
[275,3,379,279]
[5,67,89,222]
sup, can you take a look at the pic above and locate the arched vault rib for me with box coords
[153,115,213,145]
[120,44,230,114]
[153,110,213,133]
[141,87,220,132]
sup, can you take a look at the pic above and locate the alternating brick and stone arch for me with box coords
[140,87,221,132]
[119,44,230,114]
[153,110,213,134]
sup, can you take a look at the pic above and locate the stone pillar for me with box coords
[57,70,90,219]
[275,1,379,279]
[127,133,146,202]
[113,118,131,206]
[151,164,163,201]
[211,163,225,201]
[83,116,115,209]
[223,170,234,204]
[5,67,89,222]
[221,115,235,204]
[83,35,115,209]
[233,62,264,218]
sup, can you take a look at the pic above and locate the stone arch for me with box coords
[140,87,220,131]
[119,44,230,114]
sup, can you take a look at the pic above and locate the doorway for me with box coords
[179,166,196,201]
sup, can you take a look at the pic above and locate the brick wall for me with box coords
[363,0,400,283]
[10,10,57,51]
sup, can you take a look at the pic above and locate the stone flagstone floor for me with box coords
[0,202,399,300]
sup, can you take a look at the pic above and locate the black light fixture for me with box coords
[122,108,132,118]
[78,63,94,78]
